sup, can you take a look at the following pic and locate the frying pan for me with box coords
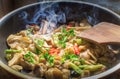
[0,1,120,79]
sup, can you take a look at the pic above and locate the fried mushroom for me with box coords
[33,63,47,77]
[45,68,63,79]
[8,53,22,66]
[19,58,35,70]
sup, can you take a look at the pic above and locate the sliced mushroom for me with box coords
[45,68,63,79]
[87,49,97,61]
[58,49,65,57]
[80,50,91,60]
[7,35,21,48]
[43,41,52,48]
[7,34,32,49]
[79,45,87,51]
[62,69,70,79]
[54,60,62,68]
[63,60,71,69]
[11,65,23,71]
[80,19,92,27]
[81,70,90,77]
[28,44,36,53]
[33,63,47,77]
[18,30,27,36]
[54,60,62,66]
[8,53,22,66]
[41,34,52,41]
[19,58,35,70]
[53,26,63,33]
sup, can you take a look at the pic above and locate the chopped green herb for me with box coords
[34,39,44,47]
[44,52,50,60]
[68,28,75,36]
[52,27,75,49]
[61,27,67,35]
[70,54,78,59]
[39,55,45,62]
[5,49,21,54]
[48,56,54,66]
[44,52,54,66]
[34,39,47,53]
[58,40,66,48]
[53,34,66,48]
[45,48,50,51]
[28,57,36,64]
[36,48,41,55]
[60,28,75,48]
[61,57,66,63]
[65,54,79,62]
[24,51,36,64]
[62,36,68,42]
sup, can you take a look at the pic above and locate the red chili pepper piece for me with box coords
[49,48,60,55]
[31,24,37,26]
[73,43,80,55]
[67,23,73,30]
[68,23,73,27]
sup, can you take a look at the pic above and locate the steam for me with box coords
[19,2,99,34]
[19,3,66,34]
[87,7,99,25]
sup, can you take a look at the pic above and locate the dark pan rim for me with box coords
[0,0,120,79]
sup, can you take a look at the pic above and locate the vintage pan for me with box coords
[0,1,120,79]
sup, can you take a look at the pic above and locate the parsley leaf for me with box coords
[61,57,66,63]
[34,39,44,47]
[58,40,66,48]
[39,55,45,62]
[48,56,54,66]
[53,27,75,48]
[44,52,50,60]
[24,51,36,64]
[36,48,41,55]
[68,28,75,36]
[61,27,67,35]
[44,52,54,66]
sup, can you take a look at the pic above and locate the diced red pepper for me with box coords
[30,24,37,26]
[49,48,60,55]
[67,23,73,30]
[73,43,80,55]
[68,23,73,27]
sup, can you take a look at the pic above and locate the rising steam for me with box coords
[19,2,99,34]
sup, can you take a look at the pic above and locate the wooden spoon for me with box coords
[78,22,120,44]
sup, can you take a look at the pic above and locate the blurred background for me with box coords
[0,0,120,18]
[0,0,37,18]
[0,0,120,79]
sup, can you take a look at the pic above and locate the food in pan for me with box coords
[5,20,117,79]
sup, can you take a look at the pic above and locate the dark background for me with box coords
[0,0,120,18]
